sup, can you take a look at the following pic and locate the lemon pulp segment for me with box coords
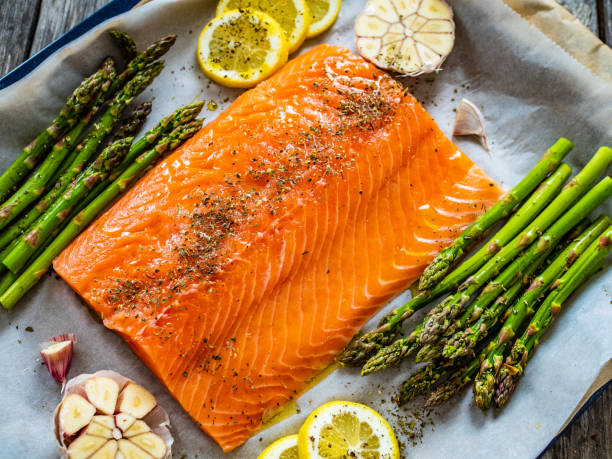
[217,0,311,53]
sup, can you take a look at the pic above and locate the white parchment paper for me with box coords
[0,1,610,457]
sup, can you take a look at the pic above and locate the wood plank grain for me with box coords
[29,0,110,56]
[557,0,600,34]
[541,385,612,459]
[0,0,41,76]
[603,0,612,44]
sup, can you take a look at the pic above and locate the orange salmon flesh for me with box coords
[54,45,502,452]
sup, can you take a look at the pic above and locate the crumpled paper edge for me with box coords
[502,0,612,83]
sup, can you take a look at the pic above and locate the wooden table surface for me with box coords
[0,0,610,457]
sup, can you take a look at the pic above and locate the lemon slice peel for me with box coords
[305,0,342,38]
[257,434,299,459]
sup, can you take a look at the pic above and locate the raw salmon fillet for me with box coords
[54,45,502,452]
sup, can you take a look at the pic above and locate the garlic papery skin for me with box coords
[54,370,173,459]
[40,333,77,389]
[355,0,455,76]
[452,98,490,151]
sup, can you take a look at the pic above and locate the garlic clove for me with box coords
[89,440,118,459]
[128,432,167,459]
[59,394,96,436]
[91,415,115,430]
[83,422,113,439]
[117,383,157,419]
[123,420,151,438]
[85,377,120,415]
[66,435,107,459]
[40,333,76,388]
[452,98,489,151]
[117,439,154,459]
[115,413,137,432]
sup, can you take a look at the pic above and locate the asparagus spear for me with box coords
[418,138,572,291]
[398,359,462,405]
[113,102,152,141]
[415,244,548,364]
[443,216,610,360]
[0,100,188,256]
[473,202,612,410]
[414,217,592,363]
[108,34,176,95]
[418,149,612,344]
[0,104,202,291]
[45,58,118,188]
[109,29,139,61]
[2,138,134,273]
[0,119,203,310]
[363,265,529,374]
[339,162,573,365]
[0,69,104,203]
[494,226,612,408]
[425,358,480,407]
[0,63,163,232]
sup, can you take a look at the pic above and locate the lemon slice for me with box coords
[305,0,341,38]
[257,434,299,459]
[217,0,311,53]
[197,9,289,88]
[298,401,400,459]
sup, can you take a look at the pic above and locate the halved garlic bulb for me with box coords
[453,98,489,151]
[355,0,455,76]
[54,371,172,459]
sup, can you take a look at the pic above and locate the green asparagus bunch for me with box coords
[418,149,611,344]
[0,68,106,203]
[339,142,574,365]
[360,163,573,374]
[443,216,610,361]
[0,63,163,234]
[0,117,203,310]
[493,225,612,408]
[350,144,611,414]
[472,201,612,410]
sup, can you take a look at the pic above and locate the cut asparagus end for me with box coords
[85,377,120,415]
[117,383,157,419]
[60,394,96,436]
[355,0,455,76]
[115,413,137,432]
[67,435,107,459]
